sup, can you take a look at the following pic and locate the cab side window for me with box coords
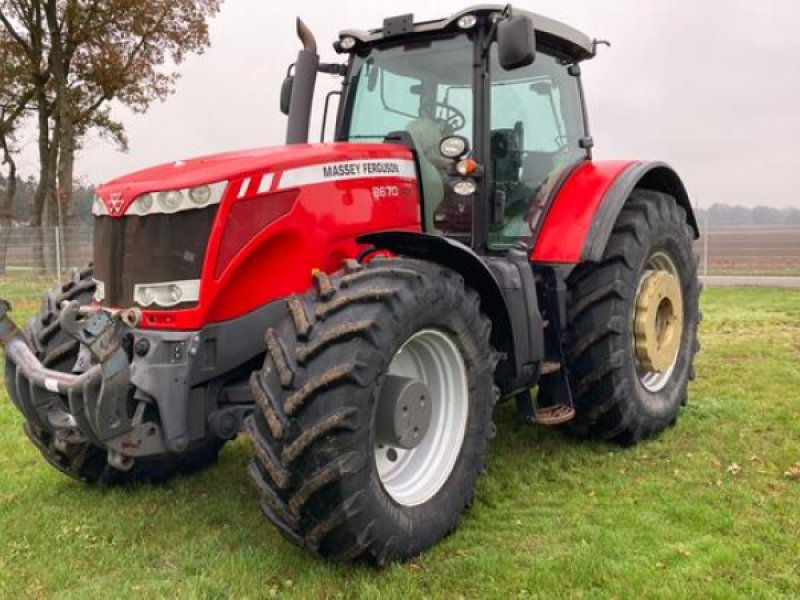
[488,49,587,249]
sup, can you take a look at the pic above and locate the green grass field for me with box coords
[1,276,799,599]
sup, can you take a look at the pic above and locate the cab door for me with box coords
[487,48,588,250]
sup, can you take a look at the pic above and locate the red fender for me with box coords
[531,160,697,264]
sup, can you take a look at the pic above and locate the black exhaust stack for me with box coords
[286,18,319,145]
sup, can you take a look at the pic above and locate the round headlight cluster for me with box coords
[136,284,182,307]
[339,36,356,50]
[134,280,200,308]
[125,181,226,216]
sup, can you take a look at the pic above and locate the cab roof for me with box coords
[338,4,596,62]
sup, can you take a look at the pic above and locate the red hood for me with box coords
[96,142,412,212]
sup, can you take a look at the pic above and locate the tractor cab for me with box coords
[284,5,595,251]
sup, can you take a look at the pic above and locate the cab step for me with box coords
[515,361,575,427]
[539,361,561,375]
[531,404,575,426]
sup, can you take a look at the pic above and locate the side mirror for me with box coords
[497,14,535,70]
[280,75,294,116]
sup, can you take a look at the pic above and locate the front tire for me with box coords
[247,258,497,564]
[555,190,701,444]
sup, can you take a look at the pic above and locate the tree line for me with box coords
[696,204,800,228]
[0,171,92,223]
[0,0,221,274]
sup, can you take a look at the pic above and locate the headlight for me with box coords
[158,191,183,211]
[131,193,153,214]
[125,181,227,216]
[457,15,477,30]
[189,185,212,205]
[133,280,200,308]
[440,136,469,159]
[453,180,477,196]
[138,286,156,306]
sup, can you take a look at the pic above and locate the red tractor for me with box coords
[0,5,700,564]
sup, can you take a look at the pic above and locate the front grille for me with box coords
[93,206,218,308]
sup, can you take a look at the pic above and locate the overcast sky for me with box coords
[17,0,800,208]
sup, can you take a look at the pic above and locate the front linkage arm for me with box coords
[0,299,103,402]
[54,301,135,443]
[0,299,158,471]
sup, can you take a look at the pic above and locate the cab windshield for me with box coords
[340,36,474,241]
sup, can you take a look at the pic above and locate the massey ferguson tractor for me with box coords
[0,5,700,564]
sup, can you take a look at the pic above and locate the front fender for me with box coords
[358,231,523,390]
[531,160,698,264]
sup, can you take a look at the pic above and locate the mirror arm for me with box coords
[481,4,513,59]
[318,63,348,76]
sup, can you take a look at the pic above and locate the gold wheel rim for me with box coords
[634,270,683,373]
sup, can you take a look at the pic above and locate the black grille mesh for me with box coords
[93,206,218,308]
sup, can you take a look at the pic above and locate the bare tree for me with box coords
[0,26,33,273]
[0,0,222,271]
[0,120,18,275]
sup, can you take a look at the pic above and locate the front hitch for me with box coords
[56,301,135,443]
[1,299,102,404]
[1,298,142,469]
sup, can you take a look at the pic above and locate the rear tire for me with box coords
[22,267,224,484]
[247,258,497,564]
[551,190,700,444]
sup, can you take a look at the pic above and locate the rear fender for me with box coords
[531,160,699,264]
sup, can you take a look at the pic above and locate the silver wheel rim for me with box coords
[634,251,683,392]
[375,329,469,507]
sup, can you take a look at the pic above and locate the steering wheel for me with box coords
[435,102,467,133]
